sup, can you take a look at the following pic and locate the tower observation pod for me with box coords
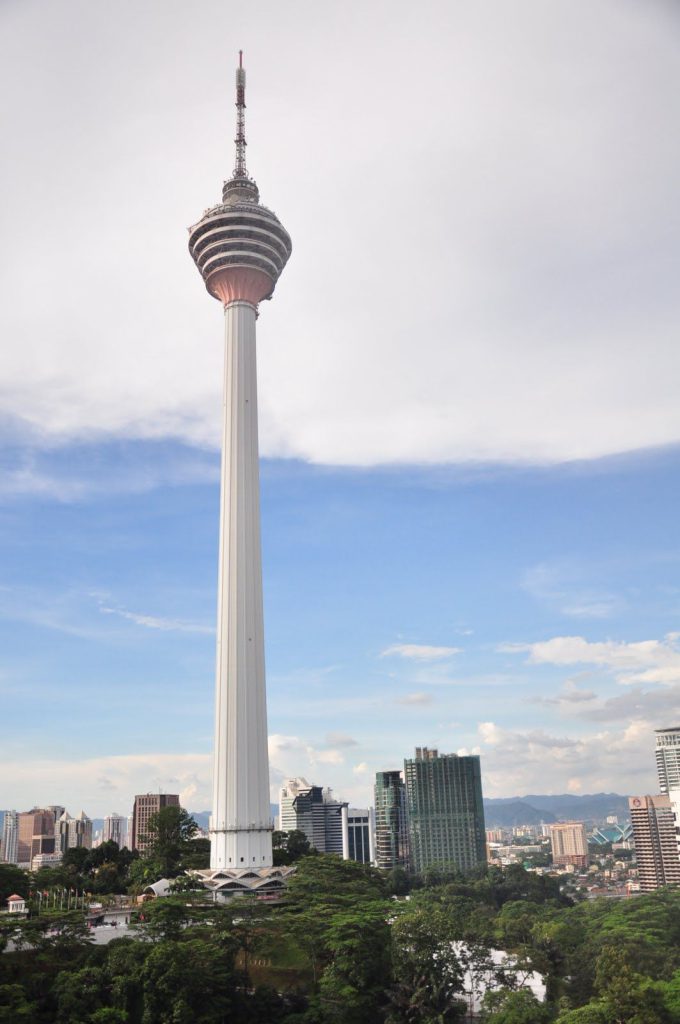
[188,54,292,892]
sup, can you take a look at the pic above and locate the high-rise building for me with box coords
[70,811,92,850]
[629,795,680,892]
[404,747,486,875]
[549,822,589,868]
[56,810,93,853]
[278,778,347,855]
[17,808,55,868]
[656,727,680,794]
[1,811,18,864]
[103,812,128,848]
[344,807,375,864]
[374,770,409,871]
[131,794,179,852]
[188,53,292,882]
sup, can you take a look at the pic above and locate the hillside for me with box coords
[484,792,630,827]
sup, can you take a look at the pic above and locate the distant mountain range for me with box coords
[192,796,631,832]
[483,793,631,828]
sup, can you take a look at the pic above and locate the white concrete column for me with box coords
[210,300,272,871]
[341,805,349,860]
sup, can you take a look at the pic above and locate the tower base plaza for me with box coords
[188,55,293,897]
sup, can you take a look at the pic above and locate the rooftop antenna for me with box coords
[234,50,247,179]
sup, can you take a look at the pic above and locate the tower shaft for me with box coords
[211,300,272,870]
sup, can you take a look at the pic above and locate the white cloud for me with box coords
[314,749,345,765]
[382,644,461,661]
[479,722,503,746]
[325,732,358,748]
[477,719,656,797]
[1,2,680,467]
[530,678,598,707]
[352,762,369,775]
[268,734,347,797]
[0,752,212,818]
[522,562,620,620]
[0,450,219,505]
[506,633,680,685]
[396,693,434,706]
[571,684,680,724]
[99,603,213,635]
[559,680,597,703]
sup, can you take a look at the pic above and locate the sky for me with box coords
[1,0,680,816]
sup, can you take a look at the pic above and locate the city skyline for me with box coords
[2,1,680,815]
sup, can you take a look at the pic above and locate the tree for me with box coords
[179,838,210,871]
[481,988,552,1023]
[278,855,391,1022]
[272,829,313,865]
[654,969,680,1020]
[105,938,150,1024]
[592,945,670,1024]
[90,1010,129,1024]
[141,938,238,1023]
[0,864,29,903]
[139,807,198,878]
[318,901,392,1023]
[131,897,193,942]
[385,866,412,896]
[62,847,90,874]
[555,1003,612,1023]
[0,984,37,1023]
[386,907,467,1023]
[54,966,108,1023]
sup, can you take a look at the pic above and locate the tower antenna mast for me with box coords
[234,49,247,178]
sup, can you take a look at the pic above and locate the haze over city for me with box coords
[2,0,680,816]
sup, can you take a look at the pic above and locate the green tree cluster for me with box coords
[5,858,680,1023]
[27,841,138,897]
[272,828,313,865]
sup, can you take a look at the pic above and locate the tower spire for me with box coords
[234,50,247,179]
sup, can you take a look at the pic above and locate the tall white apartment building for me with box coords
[103,813,128,848]
[656,727,680,793]
[279,778,348,856]
[1,811,18,864]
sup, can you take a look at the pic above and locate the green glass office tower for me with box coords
[374,770,409,871]
[404,747,486,874]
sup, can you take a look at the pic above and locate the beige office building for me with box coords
[549,821,589,868]
[17,808,56,868]
[629,795,680,892]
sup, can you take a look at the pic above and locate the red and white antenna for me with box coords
[234,50,247,178]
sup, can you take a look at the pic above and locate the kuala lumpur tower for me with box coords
[188,54,292,889]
